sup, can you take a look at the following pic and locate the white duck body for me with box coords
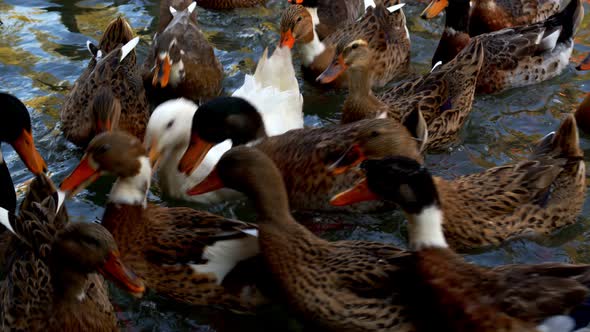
[146,46,303,203]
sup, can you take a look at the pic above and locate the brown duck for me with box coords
[60,131,270,312]
[279,1,409,88]
[0,173,144,331]
[421,0,560,36]
[287,0,365,39]
[318,38,484,151]
[332,115,586,251]
[190,146,590,332]
[61,17,148,146]
[164,97,424,212]
[144,2,223,106]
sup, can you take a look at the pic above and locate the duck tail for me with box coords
[100,17,134,53]
[451,39,484,75]
[533,115,583,160]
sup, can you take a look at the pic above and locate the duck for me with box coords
[143,2,223,107]
[287,0,365,40]
[318,38,484,151]
[157,0,197,32]
[59,131,271,312]
[429,0,582,93]
[331,114,586,250]
[279,0,409,88]
[145,46,303,203]
[158,95,424,211]
[420,0,561,36]
[195,0,266,10]
[332,155,588,332]
[61,17,148,147]
[574,53,590,134]
[188,145,590,332]
[0,173,144,331]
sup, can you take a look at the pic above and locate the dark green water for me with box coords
[2,0,590,330]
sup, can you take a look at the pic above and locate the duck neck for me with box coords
[50,261,90,304]
[348,65,374,99]
[299,9,326,67]
[407,205,448,250]
[247,175,292,226]
[305,7,321,27]
[0,149,16,213]
[109,156,151,207]
[445,0,470,34]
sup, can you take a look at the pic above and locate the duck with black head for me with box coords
[331,156,590,332]
[0,173,144,331]
[60,131,271,312]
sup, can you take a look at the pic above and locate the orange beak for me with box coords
[10,129,47,174]
[186,169,224,195]
[152,54,171,88]
[147,138,161,172]
[95,119,112,134]
[60,156,101,194]
[98,250,145,296]
[178,135,214,175]
[280,29,296,49]
[577,53,590,70]
[327,144,366,175]
[420,0,448,19]
[317,54,347,84]
[330,178,379,206]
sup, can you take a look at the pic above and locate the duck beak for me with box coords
[11,129,47,174]
[95,119,112,134]
[186,168,223,195]
[152,53,171,88]
[317,54,347,84]
[98,250,145,296]
[178,134,213,175]
[420,0,448,19]
[577,53,590,70]
[60,155,101,195]
[327,144,366,175]
[280,29,296,49]
[146,138,161,172]
[330,178,379,206]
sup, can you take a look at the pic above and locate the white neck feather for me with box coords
[0,207,15,235]
[299,7,326,66]
[408,205,448,250]
[109,156,151,207]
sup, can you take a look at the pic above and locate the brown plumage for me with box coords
[333,155,590,331]
[319,38,484,151]
[61,17,148,146]
[288,0,365,39]
[331,115,585,251]
[60,131,270,312]
[157,0,197,32]
[144,1,223,106]
[196,0,266,10]
[192,146,590,332]
[1,174,143,331]
[279,1,410,88]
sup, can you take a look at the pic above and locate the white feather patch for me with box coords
[538,28,561,52]
[109,156,151,206]
[190,236,259,284]
[120,37,140,62]
[537,315,574,332]
[364,0,376,9]
[431,61,443,72]
[0,208,15,235]
[187,1,197,13]
[387,3,405,12]
[240,228,258,237]
[55,190,66,213]
[409,205,448,249]
[86,40,93,54]
[169,6,177,14]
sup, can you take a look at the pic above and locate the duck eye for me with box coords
[297,16,303,22]
[166,120,174,129]
[352,44,359,50]
[370,131,379,138]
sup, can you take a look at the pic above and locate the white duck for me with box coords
[145,46,303,203]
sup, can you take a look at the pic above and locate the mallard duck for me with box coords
[331,115,585,250]
[60,131,270,312]
[143,2,223,106]
[318,38,484,151]
[189,146,590,332]
[0,173,144,331]
[279,0,409,88]
[429,0,582,93]
[420,0,560,36]
[61,17,148,147]
[145,46,303,203]
[287,0,365,39]
[153,96,424,211]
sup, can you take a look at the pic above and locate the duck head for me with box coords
[0,93,47,175]
[52,222,145,298]
[331,156,447,249]
[317,39,370,84]
[287,0,319,6]
[91,88,121,135]
[150,2,196,88]
[280,5,315,49]
[86,17,135,67]
[144,98,197,171]
[177,96,266,175]
[60,131,149,198]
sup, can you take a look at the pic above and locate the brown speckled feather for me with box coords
[196,0,266,10]
[313,0,365,39]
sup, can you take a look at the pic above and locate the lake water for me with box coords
[1,0,590,330]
